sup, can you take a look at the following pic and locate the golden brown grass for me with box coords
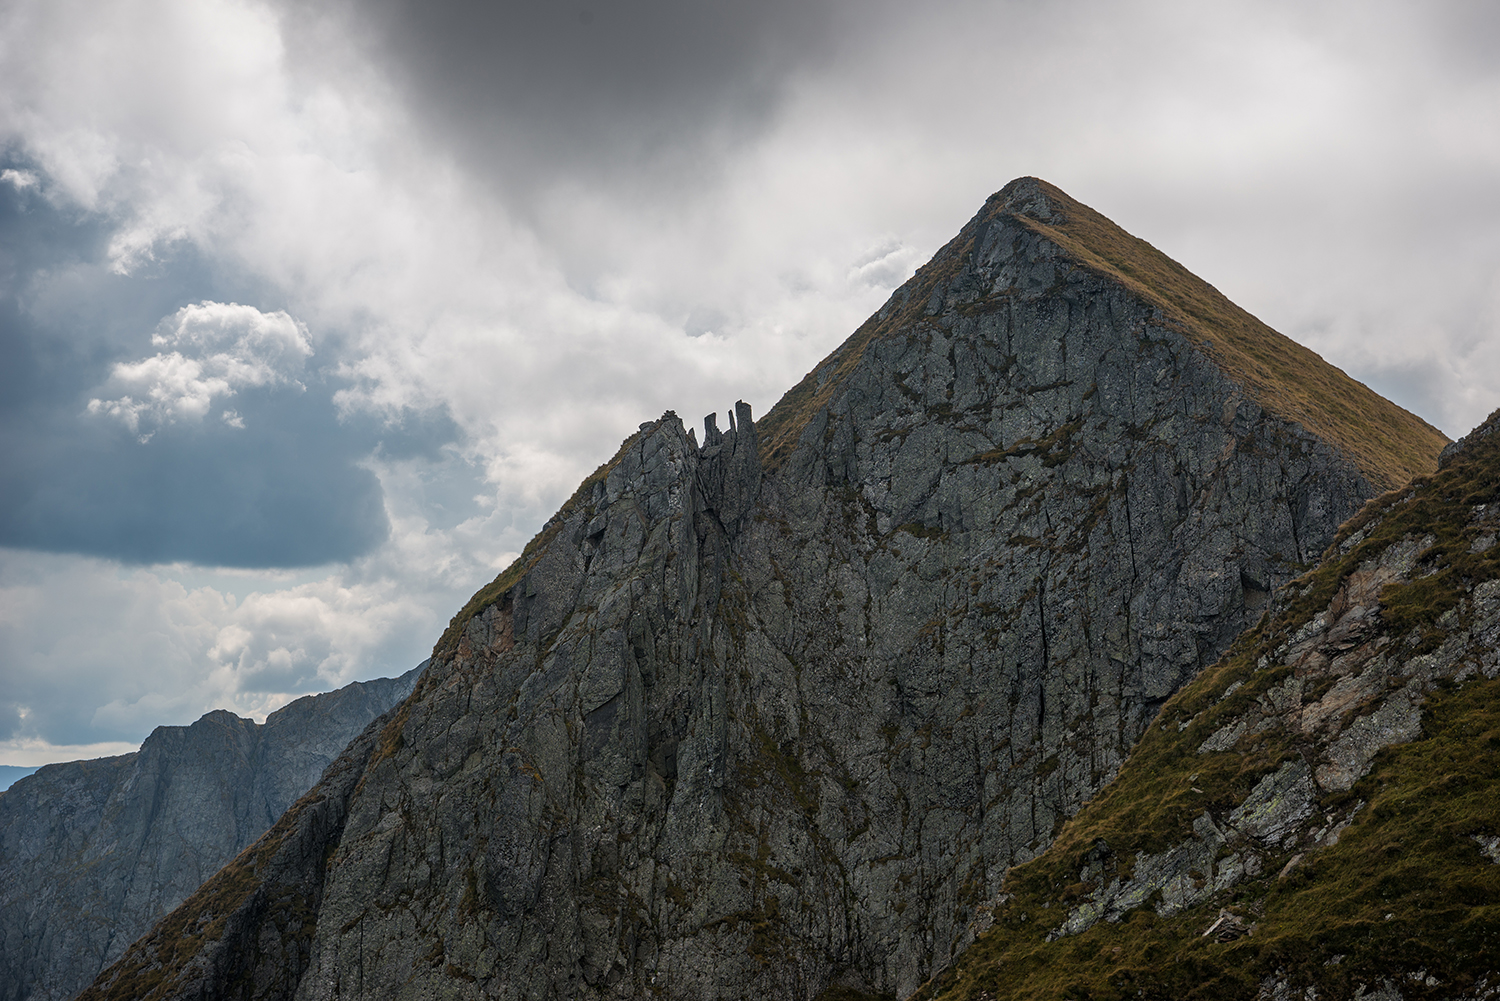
[1013,179,1446,490]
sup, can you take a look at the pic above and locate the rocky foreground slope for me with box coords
[918,411,1500,1001]
[0,665,422,1001]
[78,178,1445,1001]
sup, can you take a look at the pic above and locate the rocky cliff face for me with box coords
[917,409,1500,1001]
[0,665,423,1001]
[78,178,1446,1001]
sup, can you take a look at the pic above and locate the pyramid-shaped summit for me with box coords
[757,177,1444,488]
[83,180,1446,1001]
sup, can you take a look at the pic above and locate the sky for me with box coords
[2,0,1499,772]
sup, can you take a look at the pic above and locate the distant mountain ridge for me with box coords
[0,664,424,1001]
[78,178,1448,1001]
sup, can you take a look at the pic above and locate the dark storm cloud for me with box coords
[297,0,860,198]
[0,177,408,568]
[374,405,465,463]
[1,393,391,567]
[1422,0,1500,73]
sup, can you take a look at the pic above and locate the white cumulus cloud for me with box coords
[0,168,38,190]
[87,301,312,433]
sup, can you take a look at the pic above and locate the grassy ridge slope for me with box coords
[916,412,1500,1001]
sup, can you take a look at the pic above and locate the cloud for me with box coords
[0,374,395,566]
[0,431,534,757]
[0,169,38,191]
[87,301,312,434]
[2,0,1500,768]
[0,181,393,567]
[302,0,856,205]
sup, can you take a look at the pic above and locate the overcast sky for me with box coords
[2,0,1498,772]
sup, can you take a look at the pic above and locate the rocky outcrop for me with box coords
[0,665,422,1001]
[80,178,1446,1001]
[917,410,1500,1000]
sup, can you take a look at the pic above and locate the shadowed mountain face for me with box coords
[78,178,1446,1001]
[918,412,1500,1001]
[0,665,423,1001]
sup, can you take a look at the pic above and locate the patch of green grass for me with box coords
[916,675,1500,1001]
[816,987,897,1001]
[971,418,1085,469]
[897,521,949,541]
[1249,673,1500,993]
[735,722,820,816]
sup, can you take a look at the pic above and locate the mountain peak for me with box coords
[79,183,1452,1001]
[758,177,1446,489]
[985,174,1067,223]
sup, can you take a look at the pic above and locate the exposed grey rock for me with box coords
[1474,835,1500,864]
[1439,416,1499,466]
[0,665,422,1001]
[83,178,1443,1001]
[1050,494,1500,945]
